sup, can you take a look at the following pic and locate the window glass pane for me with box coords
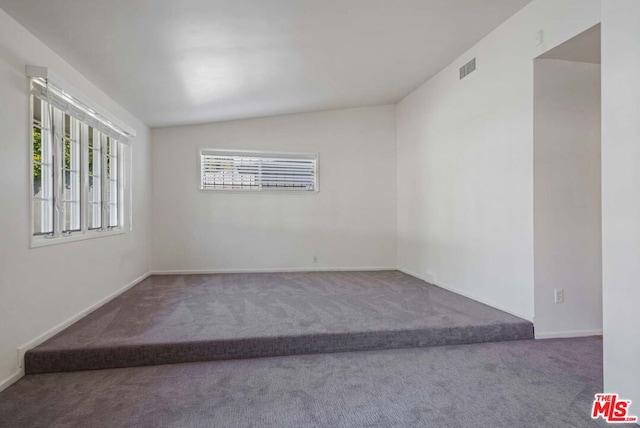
[64,114,71,138]
[109,203,118,228]
[106,139,119,228]
[63,201,80,232]
[109,156,117,182]
[62,116,81,233]
[64,170,79,195]
[33,97,42,125]
[109,179,118,204]
[32,96,54,235]
[88,129,100,177]
[34,163,52,198]
[88,129,102,229]
[90,149,102,178]
[32,199,53,235]
[106,152,111,180]
[64,138,71,170]
[88,201,101,230]
[33,126,43,197]
[88,175,101,203]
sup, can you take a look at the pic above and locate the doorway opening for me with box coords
[533,24,602,338]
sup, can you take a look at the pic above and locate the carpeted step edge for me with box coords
[25,321,534,374]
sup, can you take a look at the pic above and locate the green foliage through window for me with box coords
[33,126,99,180]
[33,127,42,179]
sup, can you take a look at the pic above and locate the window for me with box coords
[200,150,318,192]
[30,74,131,246]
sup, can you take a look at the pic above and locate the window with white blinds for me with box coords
[200,150,318,192]
[29,74,132,246]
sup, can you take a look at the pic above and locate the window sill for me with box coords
[30,229,125,249]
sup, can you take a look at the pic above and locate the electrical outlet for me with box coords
[554,288,564,304]
[535,30,544,46]
[312,255,318,264]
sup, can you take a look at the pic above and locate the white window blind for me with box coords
[31,77,132,145]
[200,150,318,191]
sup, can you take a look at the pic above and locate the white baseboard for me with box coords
[152,266,398,275]
[397,266,534,322]
[0,370,24,394]
[535,329,603,339]
[0,271,151,393]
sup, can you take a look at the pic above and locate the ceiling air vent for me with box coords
[459,58,476,80]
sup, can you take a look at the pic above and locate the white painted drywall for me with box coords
[0,9,151,389]
[533,59,602,338]
[396,0,601,321]
[601,0,640,411]
[151,106,397,272]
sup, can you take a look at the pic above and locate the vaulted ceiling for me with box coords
[0,0,531,127]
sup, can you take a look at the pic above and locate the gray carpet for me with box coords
[25,271,533,374]
[2,337,629,428]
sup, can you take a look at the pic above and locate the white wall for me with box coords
[601,0,640,410]
[533,59,601,338]
[0,9,151,389]
[396,0,601,321]
[151,106,397,272]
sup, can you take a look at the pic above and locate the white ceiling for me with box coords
[539,24,601,64]
[1,0,531,127]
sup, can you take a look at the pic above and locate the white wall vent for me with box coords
[459,58,477,80]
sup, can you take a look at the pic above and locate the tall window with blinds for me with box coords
[200,150,318,192]
[30,76,131,245]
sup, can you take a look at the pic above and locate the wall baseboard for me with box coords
[0,271,151,393]
[397,266,534,322]
[0,370,24,394]
[535,329,603,339]
[151,266,398,275]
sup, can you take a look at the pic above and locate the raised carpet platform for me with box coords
[25,271,533,374]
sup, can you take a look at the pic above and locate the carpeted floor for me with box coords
[25,271,533,373]
[1,337,629,428]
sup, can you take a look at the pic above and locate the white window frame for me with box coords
[32,95,54,236]
[199,149,319,193]
[28,67,133,248]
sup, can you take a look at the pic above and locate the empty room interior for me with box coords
[0,0,639,427]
